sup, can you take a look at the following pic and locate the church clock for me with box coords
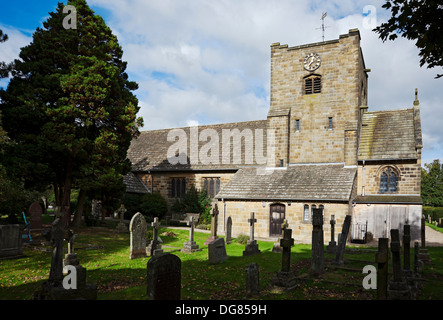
[303,52,321,72]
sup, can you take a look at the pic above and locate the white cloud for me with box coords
[2,1,442,165]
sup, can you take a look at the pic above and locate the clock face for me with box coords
[303,52,321,72]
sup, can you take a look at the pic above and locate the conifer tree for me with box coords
[0,0,143,225]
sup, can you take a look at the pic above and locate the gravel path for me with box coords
[425,226,443,247]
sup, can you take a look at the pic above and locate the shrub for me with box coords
[140,192,168,219]
[171,186,211,224]
[235,234,250,245]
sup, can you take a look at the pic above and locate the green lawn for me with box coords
[0,223,442,300]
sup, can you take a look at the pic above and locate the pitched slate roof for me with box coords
[215,164,356,201]
[127,120,267,172]
[122,172,149,194]
[358,108,419,161]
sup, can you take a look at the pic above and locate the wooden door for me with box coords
[270,204,285,237]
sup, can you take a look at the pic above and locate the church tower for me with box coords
[267,29,369,167]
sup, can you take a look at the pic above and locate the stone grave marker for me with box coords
[311,208,324,275]
[182,216,201,253]
[414,241,424,274]
[418,216,431,265]
[115,204,128,233]
[129,212,147,259]
[272,219,288,253]
[272,228,296,288]
[226,216,232,244]
[147,253,181,300]
[243,212,261,257]
[147,217,163,256]
[388,229,410,300]
[208,237,227,265]
[29,201,43,231]
[326,215,337,254]
[375,237,389,300]
[333,215,351,265]
[204,204,219,245]
[245,263,259,297]
[0,224,23,258]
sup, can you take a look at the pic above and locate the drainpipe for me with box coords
[222,198,226,233]
[362,160,365,196]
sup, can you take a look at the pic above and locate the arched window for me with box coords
[303,205,310,222]
[304,75,321,95]
[379,167,398,193]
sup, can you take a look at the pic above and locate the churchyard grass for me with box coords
[0,224,442,300]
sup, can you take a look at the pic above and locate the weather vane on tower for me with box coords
[316,12,330,42]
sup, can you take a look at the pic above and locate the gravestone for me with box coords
[418,216,431,265]
[375,238,389,300]
[243,212,261,257]
[403,224,412,277]
[272,228,296,288]
[0,224,23,258]
[226,216,232,244]
[208,237,227,265]
[245,263,259,297]
[388,229,411,300]
[311,208,324,275]
[204,204,219,245]
[182,216,201,253]
[147,253,181,300]
[326,215,337,254]
[29,202,43,231]
[333,215,351,266]
[115,204,128,233]
[147,217,163,256]
[272,220,288,253]
[129,212,147,259]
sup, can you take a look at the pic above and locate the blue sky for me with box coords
[0,0,442,166]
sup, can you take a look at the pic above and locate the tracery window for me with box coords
[380,167,398,193]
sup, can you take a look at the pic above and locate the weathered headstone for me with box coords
[29,201,43,231]
[311,208,324,275]
[414,241,424,274]
[403,224,412,277]
[243,212,261,257]
[0,224,23,258]
[326,215,337,254]
[226,216,232,244]
[147,253,181,300]
[388,229,411,300]
[182,216,201,253]
[272,220,288,253]
[333,215,351,266]
[115,204,128,233]
[418,216,431,265]
[245,263,259,297]
[272,228,296,288]
[375,238,389,300]
[147,217,163,256]
[129,212,147,259]
[208,237,227,265]
[204,204,219,245]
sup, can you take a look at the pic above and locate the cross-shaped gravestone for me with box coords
[375,237,389,300]
[388,229,410,300]
[280,228,294,273]
[272,228,296,288]
[326,215,337,254]
[272,219,288,253]
[204,204,220,245]
[116,204,128,233]
[311,208,324,275]
[182,216,201,253]
[147,217,163,256]
[243,212,261,256]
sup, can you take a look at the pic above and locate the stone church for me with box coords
[125,29,423,243]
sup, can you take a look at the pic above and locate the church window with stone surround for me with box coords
[303,205,310,222]
[202,177,221,198]
[304,75,321,95]
[379,167,398,193]
[296,119,300,131]
[171,177,186,198]
[328,117,333,130]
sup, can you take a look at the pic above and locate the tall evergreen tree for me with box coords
[421,159,443,207]
[0,0,143,225]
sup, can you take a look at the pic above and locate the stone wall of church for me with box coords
[217,199,351,244]
[136,172,235,209]
[356,162,421,196]
[268,29,367,165]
